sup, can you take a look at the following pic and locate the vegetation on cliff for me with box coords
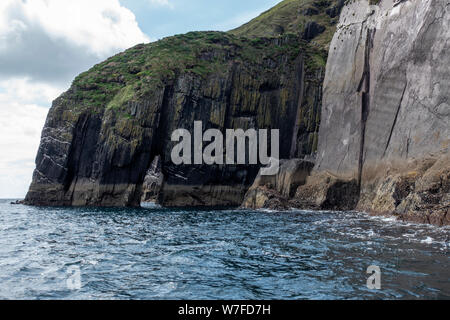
[62,0,343,116]
[67,32,302,114]
[231,0,343,54]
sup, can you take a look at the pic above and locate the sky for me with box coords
[0,0,280,198]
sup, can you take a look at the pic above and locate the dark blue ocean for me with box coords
[0,199,448,300]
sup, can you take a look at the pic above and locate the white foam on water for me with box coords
[421,237,434,244]
[380,216,398,223]
[256,208,279,214]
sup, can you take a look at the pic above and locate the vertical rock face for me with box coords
[299,0,449,225]
[242,159,314,210]
[154,41,308,207]
[24,32,325,207]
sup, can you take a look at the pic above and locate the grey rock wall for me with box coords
[300,0,449,225]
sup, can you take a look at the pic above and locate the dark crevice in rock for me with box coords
[152,85,174,162]
[223,63,237,129]
[394,0,409,8]
[383,82,408,158]
[302,21,326,41]
[65,114,102,195]
[326,0,345,18]
[146,85,174,203]
[304,7,320,16]
[290,57,306,158]
[321,180,360,211]
[357,28,375,188]
[393,178,415,207]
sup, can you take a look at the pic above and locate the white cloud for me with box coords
[0,0,149,56]
[0,0,150,83]
[0,78,63,106]
[0,78,60,198]
[148,0,174,9]
[0,0,150,198]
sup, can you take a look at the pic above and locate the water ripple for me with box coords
[0,200,448,300]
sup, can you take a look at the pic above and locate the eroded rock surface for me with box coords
[298,0,449,225]
[141,156,163,202]
[295,173,360,211]
[242,159,314,209]
[359,155,450,226]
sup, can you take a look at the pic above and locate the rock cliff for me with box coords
[25,0,448,225]
[24,33,299,206]
[25,0,343,207]
[295,0,449,225]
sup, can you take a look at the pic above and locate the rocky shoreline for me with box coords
[244,0,450,226]
[24,0,449,226]
[240,155,449,227]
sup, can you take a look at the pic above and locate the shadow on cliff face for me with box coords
[293,173,360,211]
[321,180,360,211]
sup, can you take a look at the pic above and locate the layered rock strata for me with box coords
[25,32,324,207]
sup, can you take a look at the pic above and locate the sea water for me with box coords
[0,199,448,299]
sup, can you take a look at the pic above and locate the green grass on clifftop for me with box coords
[62,0,342,114]
[230,0,341,52]
[68,31,302,112]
